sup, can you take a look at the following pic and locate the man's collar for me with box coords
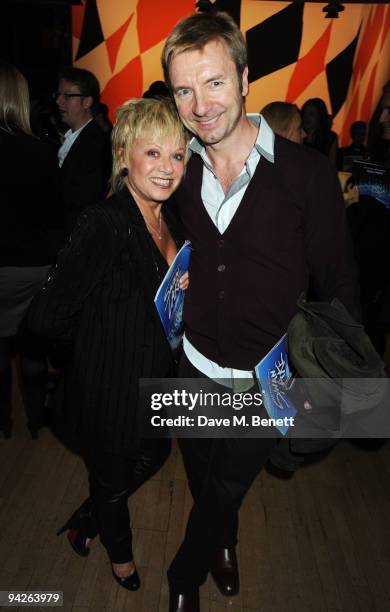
[249,113,275,163]
[188,113,275,163]
[70,117,93,134]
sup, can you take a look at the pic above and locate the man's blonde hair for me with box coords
[162,11,247,92]
[111,98,189,193]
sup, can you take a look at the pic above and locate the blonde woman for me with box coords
[28,98,189,590]
[260,101,306,144]
[0,61,61,439]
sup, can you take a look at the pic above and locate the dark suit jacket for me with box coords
[27,188,182,456]
[60,119,112,234]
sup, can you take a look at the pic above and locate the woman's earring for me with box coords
[120,167,129,177]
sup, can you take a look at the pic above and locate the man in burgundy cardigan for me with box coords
[162,11,358,612]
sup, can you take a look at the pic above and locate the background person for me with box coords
[94,101,113,134]
[0,60,62,439]
[27,98,189,591]
[369,80,390,166]
[337,120,367,171]
[142,80,171,100]
[347,83,390,359]
[260,101,306,144]
[302,97,339,166]
[55,67,112,236]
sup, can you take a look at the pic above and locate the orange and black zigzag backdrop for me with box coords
[72,1,390,146]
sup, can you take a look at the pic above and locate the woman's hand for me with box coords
[179,271,189,290]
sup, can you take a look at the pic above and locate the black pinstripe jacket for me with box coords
[27,188,182,455]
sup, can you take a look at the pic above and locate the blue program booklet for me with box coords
[154,241,192,351]
[254,334,297,435]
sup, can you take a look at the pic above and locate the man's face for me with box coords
[168,39,247,146]
[379,92,390,141]
[56,78,92,131]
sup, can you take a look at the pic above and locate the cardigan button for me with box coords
[217,264,226,272]
[218,239,224,247]
[218,290,225,299]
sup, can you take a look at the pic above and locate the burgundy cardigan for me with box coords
[172,135,359,370]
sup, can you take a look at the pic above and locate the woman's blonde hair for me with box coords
[111,97,189,193]
[0,60,32,135]
[260,102,301,138]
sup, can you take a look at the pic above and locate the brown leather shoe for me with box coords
[210,547,240,596]
[168,589,200,612]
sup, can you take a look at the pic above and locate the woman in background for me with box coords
[302,97,339,166]
[260,101,306,144]
[27,98,189,591]
[0,60,61,439]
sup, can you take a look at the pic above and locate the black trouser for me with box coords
[0,335,48,431]
[73,438,171,564]
[168,354,278,592]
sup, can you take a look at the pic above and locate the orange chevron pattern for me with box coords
[339,4,390,144]
[72,2,86,40]
[286,22,332,103]
[106,14,133,73]
[352,4,385,87]
[72,1,390,145]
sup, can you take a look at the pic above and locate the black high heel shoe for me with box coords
[111,564,141,591]
[56,522,90,557]
[56,500,96,558]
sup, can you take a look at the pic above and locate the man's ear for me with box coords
[241,66,249,97]
[82,95,93,111]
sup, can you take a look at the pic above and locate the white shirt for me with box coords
[184,114,275,388]
[58,118,93,168]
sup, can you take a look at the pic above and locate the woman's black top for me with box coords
[0,128,62,266]
[27,188,183,456]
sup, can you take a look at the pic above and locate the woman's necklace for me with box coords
[143,212,163,240]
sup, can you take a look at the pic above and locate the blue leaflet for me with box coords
[254,334,297,435]
[154,241,192,351]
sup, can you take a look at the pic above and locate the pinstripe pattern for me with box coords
[27,189,182,456]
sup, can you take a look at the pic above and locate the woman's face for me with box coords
[124,132,186,207]
[302,104,319,131]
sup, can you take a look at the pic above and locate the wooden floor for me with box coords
[1,376,390,612]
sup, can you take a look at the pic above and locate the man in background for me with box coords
[55,67,111,235]
[375,81,390,165]
[337,120,367,171]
